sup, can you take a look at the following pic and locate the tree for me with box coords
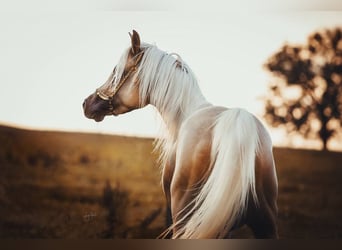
[264,27,342,150]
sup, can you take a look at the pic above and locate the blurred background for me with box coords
[0,2,342,238]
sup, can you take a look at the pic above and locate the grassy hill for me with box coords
[0,125,341,238]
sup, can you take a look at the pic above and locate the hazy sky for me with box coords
[0,10,341,146]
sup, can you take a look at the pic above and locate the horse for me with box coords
[83,30,278,239]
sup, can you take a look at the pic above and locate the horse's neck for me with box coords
[152,90,209,169]
[156,91,210,143]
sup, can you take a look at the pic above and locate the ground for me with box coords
[0,125,341,238]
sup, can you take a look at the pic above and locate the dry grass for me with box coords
[274,148,342,238]
[0,125,341,238]
[0,125,164,238]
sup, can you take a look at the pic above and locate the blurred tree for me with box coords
[264,27,342,150]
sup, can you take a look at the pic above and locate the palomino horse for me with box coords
[83,30,278,239]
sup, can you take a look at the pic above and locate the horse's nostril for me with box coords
[82,100,86,109]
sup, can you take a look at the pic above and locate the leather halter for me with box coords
[96,52,143,111]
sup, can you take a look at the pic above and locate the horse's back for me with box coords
[170,106,278,238]
[174,105,277,201]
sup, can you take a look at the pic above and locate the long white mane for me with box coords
[138,44,206,133]
[116,43,208,166]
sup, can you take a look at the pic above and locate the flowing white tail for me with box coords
[173,108,260,238]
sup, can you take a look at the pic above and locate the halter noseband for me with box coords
[96,52,143,111]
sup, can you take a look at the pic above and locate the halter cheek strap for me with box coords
[96,52,143,111]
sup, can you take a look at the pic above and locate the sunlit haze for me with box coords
[1,11,341,149]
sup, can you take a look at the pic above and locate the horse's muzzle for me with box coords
[83,94,108,122]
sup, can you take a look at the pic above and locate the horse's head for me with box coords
[83,30,144,122]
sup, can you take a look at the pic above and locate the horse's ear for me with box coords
[129,30,141,55]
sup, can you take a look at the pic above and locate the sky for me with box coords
[0,6,341,147]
